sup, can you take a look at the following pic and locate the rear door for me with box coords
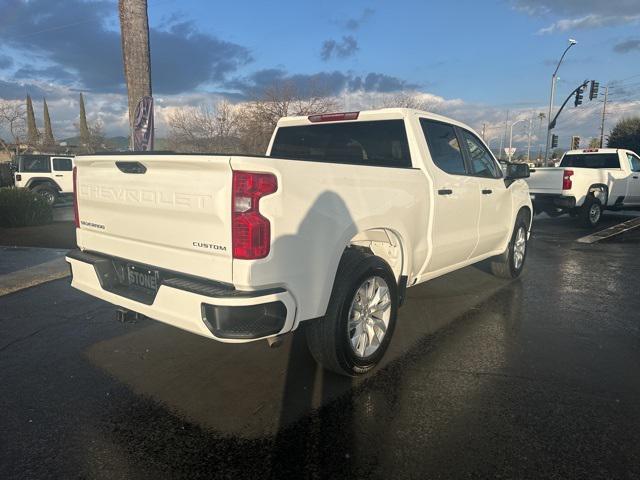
[458,128,512,256]
[51,157,73,192]
[420,119,480,273]
[75,154,234,283]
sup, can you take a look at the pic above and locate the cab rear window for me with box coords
[560,153,620,169]
[270,120,412,168]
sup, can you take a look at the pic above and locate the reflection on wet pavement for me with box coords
[1,213,639,479]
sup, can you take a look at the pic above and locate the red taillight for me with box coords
[562,169,574,190]
[72,166,80,228]
[308,111,359,123]
[232,171,277,259]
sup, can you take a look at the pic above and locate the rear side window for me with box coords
[270,120,412,168]
[560,153,620,169]
[53,158,73,171]
[18,155,51,173]
[420,119,466,175]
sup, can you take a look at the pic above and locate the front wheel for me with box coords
[491,213,529,279]
[305,248,398,376]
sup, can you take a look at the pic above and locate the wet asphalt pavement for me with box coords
[1,214,640,479]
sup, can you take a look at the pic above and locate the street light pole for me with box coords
[544,39,577,164]
[509,119,526,161]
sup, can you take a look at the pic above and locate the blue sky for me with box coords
[1,0,639,145]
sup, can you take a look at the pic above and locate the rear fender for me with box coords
[25,177,61,191]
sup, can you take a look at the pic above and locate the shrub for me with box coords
[0,187,53,227]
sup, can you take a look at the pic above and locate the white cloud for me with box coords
[538,14,640,34]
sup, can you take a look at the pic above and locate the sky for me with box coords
[1,0,639,152]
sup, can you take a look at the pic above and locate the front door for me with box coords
[459,129,512,256]
[625,152,640,205]
[420,119,480,273]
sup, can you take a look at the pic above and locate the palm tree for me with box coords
[118,0,152,148]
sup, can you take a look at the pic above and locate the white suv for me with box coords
[14,154,75,205]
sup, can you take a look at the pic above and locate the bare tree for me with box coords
[237,82,338,154]
[0,100,27,156]
[168,100,241,153]
[118,0,152,146]
[381,91,441,111]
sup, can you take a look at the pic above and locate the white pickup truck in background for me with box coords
[66,108,532,376]
[527,148,640,227]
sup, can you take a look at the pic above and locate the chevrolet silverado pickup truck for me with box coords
[527,148,640,227]
[66,108,532,376]
[13,154,75,205]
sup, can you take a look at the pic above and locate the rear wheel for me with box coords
[32,185,58,205]
[579,196,603,228]
[305,248,398,376]
[491,212,529,279]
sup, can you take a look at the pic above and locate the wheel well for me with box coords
[518,206,532,227]
[588,184,608,204]
[26,178,60,191]
[347,228,404,281]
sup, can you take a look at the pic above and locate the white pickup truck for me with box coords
[66,108,532,376]
[527,148,640,227]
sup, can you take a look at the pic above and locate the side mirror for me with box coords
[505,163,530,179]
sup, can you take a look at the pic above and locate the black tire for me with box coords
[491,212,529,279]
[305,248,398,376]
[579,196,603,228]
[32,184,58,206]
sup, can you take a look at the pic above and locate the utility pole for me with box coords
[526,113,533,162]
[544,39,577,164]
[499,110,509,160]
[599,85,609,148]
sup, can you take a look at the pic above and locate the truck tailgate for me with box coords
[74,154,233,284]
[525,167,564,195]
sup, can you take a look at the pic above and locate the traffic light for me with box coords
[589,80,600,101]
[571,136,580,150]
[551,134,559,149]
[574,86,584,107]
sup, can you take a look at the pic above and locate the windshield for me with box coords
[560,153,620,169]
[270,120,412,168]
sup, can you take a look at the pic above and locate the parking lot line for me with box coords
[576,217,640,244]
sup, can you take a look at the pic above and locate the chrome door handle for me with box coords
[55,174,63,177]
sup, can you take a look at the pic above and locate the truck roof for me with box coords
[277,107,476,132]
[564,148,632,155]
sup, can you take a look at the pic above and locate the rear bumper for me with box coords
[531,194,576,209]
[66,249,297,343]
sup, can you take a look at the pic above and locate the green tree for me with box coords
[25,94,40,146]
[607,117,640,153]
[588,137,600,149]
[42,98,55,147]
